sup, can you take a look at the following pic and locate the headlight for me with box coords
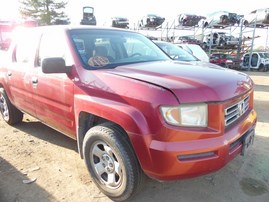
[160,103,208,127]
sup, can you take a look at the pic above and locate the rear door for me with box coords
[33,29,76,138]
[5,29,40,117]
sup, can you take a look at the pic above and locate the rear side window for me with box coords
[13,29,40,64]
[38,29,73,67]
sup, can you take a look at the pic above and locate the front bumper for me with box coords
[144,109,257,181]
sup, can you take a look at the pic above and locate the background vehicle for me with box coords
[111,16,129,28]
[240,52,269,71]
[177,13,205,27]
[203,32,239,50]
[176,43,209,62]
[199,11,242,28]
[139,14,165,28]
[154,40,199,61]
[51,17,70,25]
[210,53,241,69]
[173,35,201,45]
[243,8,269,27]
[80,6,96,25]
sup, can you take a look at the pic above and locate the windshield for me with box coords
[83,7,94,14]
[69,29,169,69]
[154,41,198,62]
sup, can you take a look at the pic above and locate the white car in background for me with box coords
[240,52,269,71]
[243,8,269,27]
[176,43,209,62]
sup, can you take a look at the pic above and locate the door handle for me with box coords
[32,77,38,84]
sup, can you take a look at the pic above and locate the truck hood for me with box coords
[109,61,253,103]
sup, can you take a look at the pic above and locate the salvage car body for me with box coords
[243,8,269,27]
[173,35,201,45]
[203,32,239,49]
[240,52,269,71]
[178,13,205,27]
[200,11,242,28]
[139,14,165,28]
[0,25,257,201]
[80,6,96,25]
[111,16,129,28]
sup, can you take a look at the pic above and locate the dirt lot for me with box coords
[0,71,269,202]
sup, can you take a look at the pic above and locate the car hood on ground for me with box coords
[109,61,253,103]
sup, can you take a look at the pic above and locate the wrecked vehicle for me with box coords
[0,26,257,201]
[80,6,96,25]
[243,8,269,27]
[178,13,205,27]
[139,14,165,28]
[199,11,242,28]
[111,16,129,28]
[202,32,239,49]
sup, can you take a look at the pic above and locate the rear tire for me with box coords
[82,122,145,201]
[0,88,23,125]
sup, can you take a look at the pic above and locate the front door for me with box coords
[33,30,76,138]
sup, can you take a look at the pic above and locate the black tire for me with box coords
[0,88,23,125]
[82,122,145,201]
[258,64,265,72]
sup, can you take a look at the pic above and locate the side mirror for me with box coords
[42,58,71,74]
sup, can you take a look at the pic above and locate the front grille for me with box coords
[225,96,249,126]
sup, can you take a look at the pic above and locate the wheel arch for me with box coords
[243,20,249,26]
[74,95,151,169]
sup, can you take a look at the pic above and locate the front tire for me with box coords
[0,88,23,125]
[83,122,144,201]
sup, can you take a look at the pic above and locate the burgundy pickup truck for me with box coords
[0,26,257,201]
